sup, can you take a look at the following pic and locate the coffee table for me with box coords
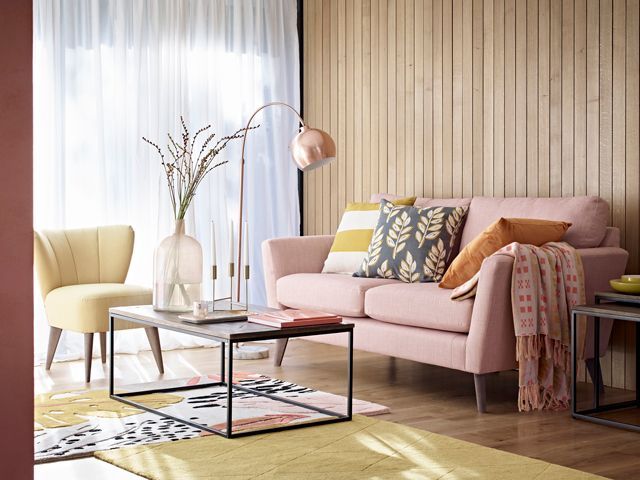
[108,304,354,438]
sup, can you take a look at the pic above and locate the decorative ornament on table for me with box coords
[144,117,256,312]
[610,274,640,294]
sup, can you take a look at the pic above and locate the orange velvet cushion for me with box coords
[438,217,571,289]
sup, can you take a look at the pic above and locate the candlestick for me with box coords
[228,262,235,310]
[210,221,216,265]
[243,223,250,281]
[229,221,234,309]
[243,221,249,266]
[212,222,217,309]
[242,222,249,310]
[229,220,234,261]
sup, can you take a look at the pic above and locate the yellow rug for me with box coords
[95,415,605,479]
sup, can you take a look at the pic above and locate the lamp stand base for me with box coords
[232,344,269,360]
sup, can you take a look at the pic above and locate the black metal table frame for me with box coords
[571,296,640,432]
[108,313,353,439]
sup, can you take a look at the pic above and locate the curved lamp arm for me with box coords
[235,102,336,302]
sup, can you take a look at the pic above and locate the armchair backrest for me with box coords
[34,225,135,300]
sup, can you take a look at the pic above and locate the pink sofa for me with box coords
[262,196,628,412]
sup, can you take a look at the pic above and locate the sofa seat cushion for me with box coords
[45,283,152,333]
[364,282,474,332]
[277,273,399,317]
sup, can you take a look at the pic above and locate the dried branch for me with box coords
[143,117,256,220]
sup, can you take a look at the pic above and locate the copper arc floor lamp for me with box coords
[235,101,336,302]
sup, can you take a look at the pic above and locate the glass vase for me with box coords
[153,219,202,312]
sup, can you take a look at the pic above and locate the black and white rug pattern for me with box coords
[35,373,389,463]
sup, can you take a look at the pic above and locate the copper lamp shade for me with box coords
[290,125,337,172]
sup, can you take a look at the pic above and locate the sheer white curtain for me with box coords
[33,0,300,364]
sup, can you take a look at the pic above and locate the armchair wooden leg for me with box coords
[45,327,62,370]
[145,327,164,374]
[474,373,488,413]
[100,332,107,363]
[84,333,94,383]
[274,338,289,366]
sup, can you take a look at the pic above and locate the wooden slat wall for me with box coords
[302,0,639,390]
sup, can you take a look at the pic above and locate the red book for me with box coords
[260,309,340,322]
[248,313,342,328]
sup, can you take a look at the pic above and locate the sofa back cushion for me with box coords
[460,196,609,249]
[370,194,610,249]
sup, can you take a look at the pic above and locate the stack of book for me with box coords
[248,309,342,328]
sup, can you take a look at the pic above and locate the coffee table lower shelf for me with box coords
[108,308,354,439]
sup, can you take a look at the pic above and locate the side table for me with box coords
[571,291,640,432]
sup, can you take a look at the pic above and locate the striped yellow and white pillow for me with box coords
[322,197,416,274]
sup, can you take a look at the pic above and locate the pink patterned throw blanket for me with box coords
[451,242,585,411]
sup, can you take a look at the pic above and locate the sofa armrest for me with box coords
[579,246,628,358]
[600,227,621,247]
[579,247,628,301]
[466,254,517,374]
[466,246,629,373]
[261,235,334,308]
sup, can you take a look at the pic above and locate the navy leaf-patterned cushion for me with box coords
[354,200,468,283]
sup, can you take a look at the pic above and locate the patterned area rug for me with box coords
[95,414,605,480]
[34,373,388,464]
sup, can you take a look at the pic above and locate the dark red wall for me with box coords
[0,1,33,478]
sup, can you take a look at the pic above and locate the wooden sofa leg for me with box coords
[84,333,94,383]
[145,327,164,374]
[274,338,289,366]
[100,332,107,363]
[474,373,488,413]
[45,327,62,370]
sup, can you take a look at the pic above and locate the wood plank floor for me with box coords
[35,339,640,479]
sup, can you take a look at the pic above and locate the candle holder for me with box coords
[228,262,235,310]
[207,260,249,313]
[207,221,249,314]
[244,264,250,309]
[210,264,217,311]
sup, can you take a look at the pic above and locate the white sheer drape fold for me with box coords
[33,0,300,364]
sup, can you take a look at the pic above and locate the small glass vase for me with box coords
[153,219,202,312]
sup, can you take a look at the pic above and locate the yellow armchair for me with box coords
[34,225,164,382]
